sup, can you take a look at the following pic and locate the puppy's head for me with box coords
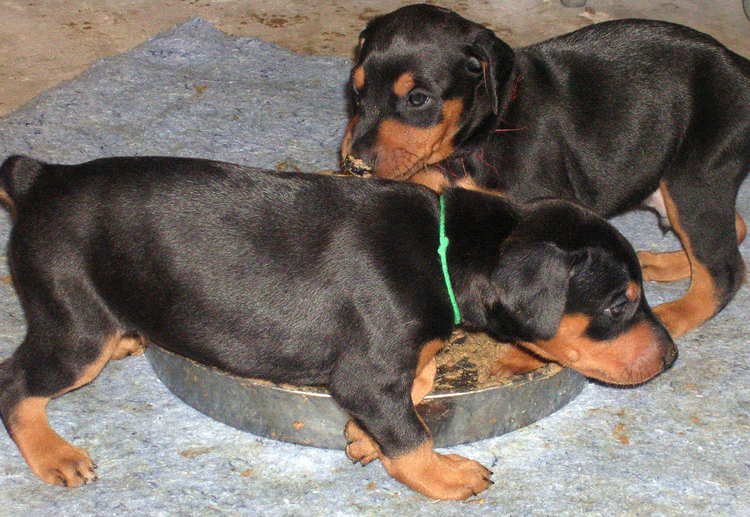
[341,4,513,180]
[474,199,677,386]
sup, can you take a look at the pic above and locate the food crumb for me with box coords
[434,330,553,391]
[613,423,630,445]
[179,446,215,458]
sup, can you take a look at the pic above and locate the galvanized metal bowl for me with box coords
[146,345,585,449]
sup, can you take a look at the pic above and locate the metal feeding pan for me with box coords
[145,339,585,449]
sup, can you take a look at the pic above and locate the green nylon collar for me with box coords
[438,195,462,325]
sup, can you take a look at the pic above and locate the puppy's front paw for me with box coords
[344,420,381,466]
[28,440,97,487]
[433,453,493,499]
[382,441,493,500]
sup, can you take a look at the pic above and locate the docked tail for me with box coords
[0,155,45,217]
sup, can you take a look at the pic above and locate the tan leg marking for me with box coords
[638,249,692,282]
[736,211,747,243]
[344,419,381,466]
[639,211,746,283]
[652,183,719,337]
[0,189,16,218]
[345,339,492,499]
[9,333,125,486]
[381,439,492,500]
[344,339,443,466]
[110,333,145,360]
[411,339,443,406]
[64,335,119,393]
[10,397,97,486]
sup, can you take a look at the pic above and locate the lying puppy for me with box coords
[0,155,675,500]
[341,3,750,338]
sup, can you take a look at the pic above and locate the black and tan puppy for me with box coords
[341,4,750,339]
[0,155,675,500]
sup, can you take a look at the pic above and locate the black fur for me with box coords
[344,4,750,331]
[0,155,674,464]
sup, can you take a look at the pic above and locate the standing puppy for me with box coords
[341,3,750,338]
[0,156,675,500]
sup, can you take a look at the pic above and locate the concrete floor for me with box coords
[1,0,749,116]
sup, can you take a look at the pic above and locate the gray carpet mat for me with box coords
[0,19,748,516]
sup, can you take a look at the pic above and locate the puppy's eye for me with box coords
[466,56,483,75]
[407,90,430,107]
[604,294,629,318]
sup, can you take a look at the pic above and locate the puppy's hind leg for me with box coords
[639,211,746,283]
[0,256,132,485]
[651,180,745,336]
[0,329,129,486]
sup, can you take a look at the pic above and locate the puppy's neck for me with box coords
[439,189,520,326]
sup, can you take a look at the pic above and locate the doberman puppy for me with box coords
[0,155,675,500]
[341,3,750,339]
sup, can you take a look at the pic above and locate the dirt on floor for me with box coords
[2,0,748,117]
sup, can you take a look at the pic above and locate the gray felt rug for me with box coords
[0,19,748,517]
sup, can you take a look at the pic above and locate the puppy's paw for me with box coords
[383,441,493,500]
[344,420,381,466]
[29,441,97,487]
[409,452,493,500]
[433,453,493,500]
[111,334,146,360]
[346,440,380,466]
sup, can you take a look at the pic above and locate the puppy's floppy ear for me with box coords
[471,30,514,115]
[491,240,570,341]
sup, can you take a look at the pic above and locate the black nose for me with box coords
[342,155,374,177]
